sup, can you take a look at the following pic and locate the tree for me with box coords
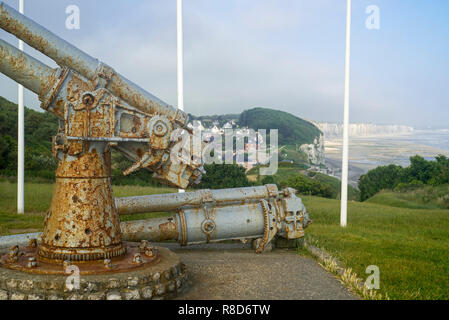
[261,175,276,185]
[358,164,404,201]
[403,155,437,185]
[0,135,16,174]
[358,155,448,201]
[429,155,449,185]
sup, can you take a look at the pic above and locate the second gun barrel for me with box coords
[0,39,55,95]
[115,185,279,215]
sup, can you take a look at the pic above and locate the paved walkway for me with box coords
[0,235,357,300]
[160,243,357,300]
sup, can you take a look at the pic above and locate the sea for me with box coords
[349,129,449,168]
[396,130,449,153]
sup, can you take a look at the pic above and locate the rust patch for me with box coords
[158,222,178,240]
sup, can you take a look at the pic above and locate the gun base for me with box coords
[0,245,188,300]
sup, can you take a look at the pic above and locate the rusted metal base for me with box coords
[41,144,125,263]
[0,246,188,300]
[1,242,158,275]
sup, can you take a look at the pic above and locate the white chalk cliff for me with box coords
[299,134,325,166]
[315,122,414,138]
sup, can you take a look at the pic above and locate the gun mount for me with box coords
[0,2,310,300]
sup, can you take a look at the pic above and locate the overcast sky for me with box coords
[1,0,448,127]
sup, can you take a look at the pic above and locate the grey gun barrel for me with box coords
[120,203,266,245]
[115,185,279,215]
[118,185,311,253]
[0,38,55,95]
[0,2,183,122]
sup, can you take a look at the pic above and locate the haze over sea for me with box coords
[398,129,449,153]
[322,128,449,187]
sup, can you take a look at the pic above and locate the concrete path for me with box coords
[159,243,357,300]
[0,234,357,300]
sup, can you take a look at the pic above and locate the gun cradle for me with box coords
[47,67,202,189]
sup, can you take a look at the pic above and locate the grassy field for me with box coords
[279,144,309,163]
[247,162,308,183]
[367,185,449,210]
[303,196,449,300]
[0,181,175,236]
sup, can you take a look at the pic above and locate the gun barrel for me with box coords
[121,216,181,243]
[115,185,279,215]
[120,203,266,244]
[119,185,311,250]
[0,2,182,122]
[0,39,55,95]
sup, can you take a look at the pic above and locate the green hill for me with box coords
[192,107,323,167]
[191,107,323,146]
[239,107,322,145]
[366,184,449,210]
[0,96,58,154]
[0,96,58,178]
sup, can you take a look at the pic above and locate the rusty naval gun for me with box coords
[0,2,310,300]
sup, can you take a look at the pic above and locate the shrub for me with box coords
[261,175,276,185]
[196,163,251,189]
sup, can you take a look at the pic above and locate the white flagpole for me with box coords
[177,0,185,193]
[340,0,351,227]
[17,0,25,214]
[177,0,184,112]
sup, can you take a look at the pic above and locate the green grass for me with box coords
[366,191,437,210]
[0,181,176,236]
[248,162,308,183]
[279,144,309,163]
[303,196,449,299]
[367,184,449,210]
